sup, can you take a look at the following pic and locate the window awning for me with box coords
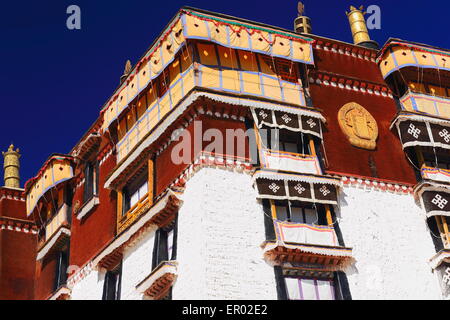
[25,155,75,216]
[392,113,450,150]
[251,107,323,139]
[415,181,450,218]
[253,170,340,205]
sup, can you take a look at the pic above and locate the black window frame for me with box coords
[102,263,122,300]
[422,147,450,170]
[152,216,178,270]
[275,269,351,300]
[273,200,326,225]
[122,170,149,217]
[262,127,311,155]
[54,249,69,292]
[83,161,99,203]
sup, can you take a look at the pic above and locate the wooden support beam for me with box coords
[148,157,154,207]
[117,190,123,231]
[270,200,277,219]
[325,205,333,226]
[440,216,450,247]
[309,138,316,157]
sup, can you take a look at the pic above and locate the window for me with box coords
[83,161,99,203]
[260,56,298,82]
[122,173,148,215]
[274,200,322,225]
[152,221,177,269]
[102,264,122,300]
[284,277,335,300]
[54,250,68,291]
[262,127,311,155]
[422,147,450,170]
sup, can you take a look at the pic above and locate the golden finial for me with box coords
[346,5,378,49]
[2,144,21,188]
[294,1,312,34]
[297,2,305,16]
[124,60,132,75]
[120,60,133,84]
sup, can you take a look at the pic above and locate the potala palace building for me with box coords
[0,5,449,300]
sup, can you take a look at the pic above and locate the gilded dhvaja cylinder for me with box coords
[2,144,20,188]
[346,5,371,45]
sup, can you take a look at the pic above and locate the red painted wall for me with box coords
[155,114,249,196]
[0,229,36,300]
[69,151,117,269]
[34,255,57,300]
[0,193,36,300]
[310,46,417,184]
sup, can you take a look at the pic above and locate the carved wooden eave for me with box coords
[135,261,178,299]
[0,217,38,234]
[48,286,71,300]
[72,132,102,161]
[261,240,354,271]
[93,191,182,270]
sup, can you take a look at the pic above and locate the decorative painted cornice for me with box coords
[0,217,38,234]
[309,71,394,98]
[168,151,254,191]
[0,187,25,202]
[66,261,94,289]
[313,39,377,62]
[327,172,415,195]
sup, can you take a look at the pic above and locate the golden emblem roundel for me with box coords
[338,102,378,150]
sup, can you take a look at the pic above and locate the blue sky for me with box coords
[1,0,449,185]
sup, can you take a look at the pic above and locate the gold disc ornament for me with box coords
[338,102,378,150]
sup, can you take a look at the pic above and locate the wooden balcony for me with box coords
[25,155,74,216]
[261,149,322,175]
[378,40,450,79]
[135,261,178,299]
[400,91,450,119]
[36,205,71,261]
[262,220,354,270]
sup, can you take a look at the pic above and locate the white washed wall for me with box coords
[120,227,157,300]
[172,168,277,300]
[337,186,442,300]
[70,270,105,300]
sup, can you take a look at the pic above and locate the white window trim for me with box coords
[76,196,100,220]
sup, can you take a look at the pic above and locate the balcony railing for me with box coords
[116,65,308,163]
[36,205,70,260]
[262,220,354,269]
[135,261,178,299]
[118,192,152,234]
[400,91,450,118]
[42,204,70,245]
[261,149,322,175]
[378,41,450,79]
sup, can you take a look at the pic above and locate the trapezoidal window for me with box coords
[261,127,311,155]
[273,200,327,226]
[83,161,99,204]
[122,170,149,216]
[102,264,122,300]
[284,276,336,300]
